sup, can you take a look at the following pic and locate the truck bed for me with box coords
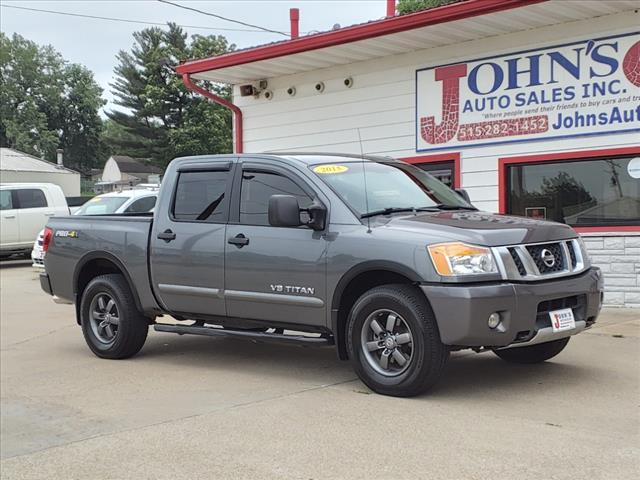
[44,215,159,312]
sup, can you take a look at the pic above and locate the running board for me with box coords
[154,323,333,347]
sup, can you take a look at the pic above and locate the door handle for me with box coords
[44,212,54,216]
[228,233,249,247]
[157,229,176,242]
[3,214,16,219]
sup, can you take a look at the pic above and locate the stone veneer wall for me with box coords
[581,233,640,308]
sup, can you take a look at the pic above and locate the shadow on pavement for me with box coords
[0,258,32,269]
[111,331,591,397]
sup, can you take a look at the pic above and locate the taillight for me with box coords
[43,227,54,253]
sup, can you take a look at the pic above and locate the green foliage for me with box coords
[397,0,460,15]
[106,23,235,167]
[0,33,106,171]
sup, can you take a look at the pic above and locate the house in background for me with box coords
[94,155,164,193]
[0,147,81,196]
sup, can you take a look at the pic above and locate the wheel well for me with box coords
[74,258,137,324]
[334,270,414,360]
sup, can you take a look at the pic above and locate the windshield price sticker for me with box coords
[549,308,576,332]
[313,165,349,174]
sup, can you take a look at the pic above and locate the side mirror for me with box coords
[455,188,471,204]
[306,201,327,231]
[268,195,327,231]
[269,195,302,228]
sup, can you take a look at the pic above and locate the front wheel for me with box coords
[80,274,149,359]
[347,284,449,397]
[492,337,570,364]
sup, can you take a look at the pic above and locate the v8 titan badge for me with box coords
[549,308,576,333]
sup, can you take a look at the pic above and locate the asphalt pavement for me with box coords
[1,263,638,479]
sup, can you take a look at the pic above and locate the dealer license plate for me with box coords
[549,308,576,333]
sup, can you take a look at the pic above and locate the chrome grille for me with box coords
[492,239,588,281]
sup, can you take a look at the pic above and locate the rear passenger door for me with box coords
[15,188,51,245]
[224,160,328,328]
[150,162,233,317]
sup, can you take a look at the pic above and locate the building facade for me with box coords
[95,156,163,193]
[177,0,640,306]
[0,148,81,196]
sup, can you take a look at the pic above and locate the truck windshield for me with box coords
[76,196,129,215]
[311,161,473,217]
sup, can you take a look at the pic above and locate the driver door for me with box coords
[224,160,328,329]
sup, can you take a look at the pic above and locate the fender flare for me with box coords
[330,260,422,357]
[73,251,144,315]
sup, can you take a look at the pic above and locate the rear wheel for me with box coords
[493,337,570,364]
[347,284,449,397]
[80,274,148,359]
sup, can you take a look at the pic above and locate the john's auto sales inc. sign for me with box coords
[416,32,640,152]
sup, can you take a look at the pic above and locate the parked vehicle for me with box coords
[74,188,158,216]
[32,189,158,268]
[39,154,603,397]
[0,183,69,258]
[65,196,93,215]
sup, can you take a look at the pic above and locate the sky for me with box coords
[1,0,385,113]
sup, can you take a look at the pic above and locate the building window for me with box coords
[414,161,455,188]
[401,154,460,188]
[506,155,640,227]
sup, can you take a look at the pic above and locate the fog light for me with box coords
[487,312,501,329]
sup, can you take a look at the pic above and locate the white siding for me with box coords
[233,11,639,306]
[101,158,122,182]
[0,171,80,196]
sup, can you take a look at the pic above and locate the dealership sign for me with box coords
[416,32,640,152]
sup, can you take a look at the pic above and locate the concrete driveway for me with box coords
[1,263,638,479]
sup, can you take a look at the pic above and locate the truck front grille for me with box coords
[492,239,587,281]
[508,247,527,276]
[566,241,577,269]
[526,243,565,274]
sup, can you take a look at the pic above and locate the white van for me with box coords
[0,183,69,258]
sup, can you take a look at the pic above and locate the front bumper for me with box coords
[421,267,603,347]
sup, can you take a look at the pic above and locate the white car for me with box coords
[1,183,69,259]
[31,189,158,268]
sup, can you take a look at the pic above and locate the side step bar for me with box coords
[154,323,334,347]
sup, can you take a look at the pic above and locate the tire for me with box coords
[80,274,148,359]
[493,337,570,364]
[347,284,449,397]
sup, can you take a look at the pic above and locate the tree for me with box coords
[397,0,461,15]
[0,33,106,170]
[106,23,235,166]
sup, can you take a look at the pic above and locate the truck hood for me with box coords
[378,210,577,246]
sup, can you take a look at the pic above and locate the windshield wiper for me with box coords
[432,204,478,211]
[360,207,439,219]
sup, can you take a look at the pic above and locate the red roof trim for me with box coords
[176,0,547,76]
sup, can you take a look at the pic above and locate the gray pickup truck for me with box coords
[40,153,603,397]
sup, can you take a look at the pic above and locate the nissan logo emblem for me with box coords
[540,249,555,268]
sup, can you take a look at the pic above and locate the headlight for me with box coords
[428,242,497,276]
